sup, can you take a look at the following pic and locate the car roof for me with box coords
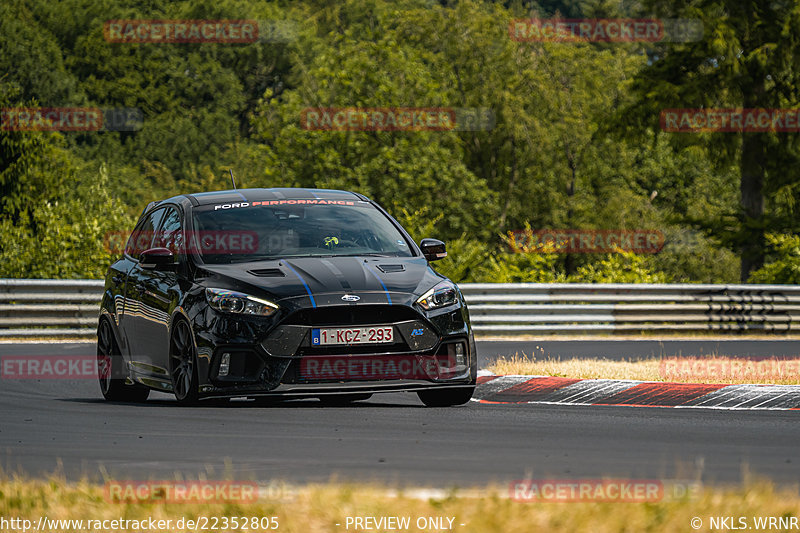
[182,188,367,207]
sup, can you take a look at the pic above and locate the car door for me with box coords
[134,206,185,372]
[123,207,167,365]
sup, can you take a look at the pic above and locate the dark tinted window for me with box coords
[153,207,184,256]
[125,208,166,258]
[191,201,413,264]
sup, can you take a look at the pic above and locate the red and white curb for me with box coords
[473,373,800,410]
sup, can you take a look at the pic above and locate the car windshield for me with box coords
[190,200,414,264]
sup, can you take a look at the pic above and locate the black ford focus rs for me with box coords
[98,188,476,406]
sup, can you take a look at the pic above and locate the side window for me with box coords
[125,208,166,258]
[153,207,184,256]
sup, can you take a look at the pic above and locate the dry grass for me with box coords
[488,354,800,385]
[0,476,799,533]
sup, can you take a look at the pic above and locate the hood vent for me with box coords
[377,264,405,273]
[249,268,286,277]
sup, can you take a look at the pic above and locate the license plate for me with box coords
[311,326,394,345]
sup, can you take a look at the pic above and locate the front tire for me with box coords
[169,319,200,406]
[417,386,474,407]
[97,319,149,402]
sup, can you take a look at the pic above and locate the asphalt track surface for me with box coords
[4,338,800,366]
[1,342,799,486]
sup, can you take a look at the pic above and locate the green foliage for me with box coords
[568,250,671,284]
[251,1,499,240]
[476,250,566,283]
[0,1,82,106]
[0,84,67,222]
[748,235,800,285]
[394,207,492,283]
[0,0,789,283]
[0,163,132,279]
[623,0,800,280]
[649,227,739,283]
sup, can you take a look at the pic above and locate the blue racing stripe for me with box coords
[283,262,317,308]
[365,265,392,305]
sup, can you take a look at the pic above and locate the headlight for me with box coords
[205,288,278,317]
[416,281,459,311]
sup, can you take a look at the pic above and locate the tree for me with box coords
[748,234,800,284]
[625,0,800,281]
[251,0,498,240]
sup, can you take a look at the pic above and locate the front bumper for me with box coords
[191,304,476,398]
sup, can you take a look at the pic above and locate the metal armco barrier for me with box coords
[0,279,103,337]
[462,283,800,335]
[2,279,800,338]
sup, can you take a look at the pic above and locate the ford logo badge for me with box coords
[341,294,361,302]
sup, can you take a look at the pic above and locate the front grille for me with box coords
[281,345,465,384]
[283,305,420,327]
[282,355,429,384]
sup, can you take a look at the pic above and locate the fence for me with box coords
[2,279,800,338]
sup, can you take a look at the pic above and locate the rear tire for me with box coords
[97,319,150,402]
[169,319,200,406]
[317,393,372,406]
[417,386,474,407]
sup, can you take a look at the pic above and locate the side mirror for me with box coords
[420,238,447,261]
[139,247,176,270]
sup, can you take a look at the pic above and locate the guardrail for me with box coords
[0,279,103,338]
[2,279,800,338]
[462,283,800,335]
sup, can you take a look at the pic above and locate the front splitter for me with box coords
[200,377,474,399]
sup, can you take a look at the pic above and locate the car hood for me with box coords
[197,256,445,307]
